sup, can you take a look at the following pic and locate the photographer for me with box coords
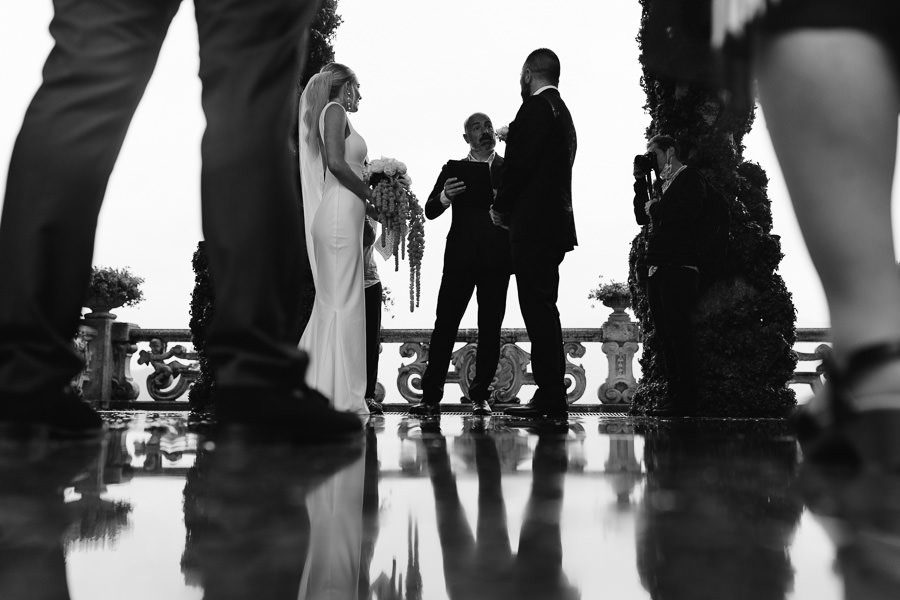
[633,135,704,417]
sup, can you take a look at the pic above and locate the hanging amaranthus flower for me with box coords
[364,157,425,312]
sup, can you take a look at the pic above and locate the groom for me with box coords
[491,48,577,420]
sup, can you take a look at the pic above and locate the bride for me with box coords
[298,63,372,416]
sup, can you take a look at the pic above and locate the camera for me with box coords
[634,152,655,175]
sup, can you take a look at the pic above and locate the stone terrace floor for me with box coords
[2,411,895,600]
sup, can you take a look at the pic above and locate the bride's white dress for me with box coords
[296,453,366,600]
[299,101,368,415]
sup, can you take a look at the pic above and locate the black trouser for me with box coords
[647,266,700,400]
[420,268,510,402]
[364,282,382,399]
[0,0,319,396]
[511,242,567,404]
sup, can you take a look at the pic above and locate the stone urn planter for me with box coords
[81,266,145,406]
[589,277,632,319]
[601,294,632,317]
[84,297,128,319]
[590,278,637,408]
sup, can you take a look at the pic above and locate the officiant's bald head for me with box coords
[463,112,490,133]
[463,112,495,155]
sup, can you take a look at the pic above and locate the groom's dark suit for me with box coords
[493,87,577,411]
[419,155,512,404]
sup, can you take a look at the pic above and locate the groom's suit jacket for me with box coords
[493,88,577,252]
[425,155,512,274]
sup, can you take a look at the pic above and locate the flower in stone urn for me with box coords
[588,277,632,312]
[84,266,144,315]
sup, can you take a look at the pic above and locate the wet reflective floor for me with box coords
[1,411,897,600]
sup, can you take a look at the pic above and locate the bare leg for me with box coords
[756,29,900,410]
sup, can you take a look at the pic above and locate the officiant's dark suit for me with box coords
[409,113,512,417]
[492,48,577,419]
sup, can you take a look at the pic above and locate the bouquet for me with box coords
[363,157,425,312]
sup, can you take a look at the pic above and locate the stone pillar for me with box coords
[111,322,140,402]
[598,304,639,409]
[82,311,115,407]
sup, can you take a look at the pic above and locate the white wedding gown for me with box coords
[297,453,366,600]
[299,101,368,415]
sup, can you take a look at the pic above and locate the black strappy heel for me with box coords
[794,341,900,471]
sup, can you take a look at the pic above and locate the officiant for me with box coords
[407,113,512,418]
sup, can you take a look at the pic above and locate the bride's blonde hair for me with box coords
[300,63,357,157]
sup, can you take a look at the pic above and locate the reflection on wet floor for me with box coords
[0,412,896,599]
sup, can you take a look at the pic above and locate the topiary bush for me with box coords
[187,242,215,411]
[630,0,797,417]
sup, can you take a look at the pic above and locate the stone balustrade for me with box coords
[74,309,830,409]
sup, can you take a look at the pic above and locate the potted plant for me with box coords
[588,277,632,313]
[84,266,144,316]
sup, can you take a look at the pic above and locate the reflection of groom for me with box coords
[408,113,512,418]
[491,48,577,420]
[422,422,579,600]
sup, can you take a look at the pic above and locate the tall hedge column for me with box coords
[630,0,797,417]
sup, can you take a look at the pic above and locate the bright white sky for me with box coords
[7,0,886,332]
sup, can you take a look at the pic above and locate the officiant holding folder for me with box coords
[407,113,512,418]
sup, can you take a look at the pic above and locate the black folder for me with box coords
[436,160,493,208]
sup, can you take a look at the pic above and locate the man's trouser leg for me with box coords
[648,266,699,400]
[194,0,320,391]
[511,243,567,403]
[419,270,476,402]
[364,282,382,398]
[0,0,182,396]
[468,271,510,402]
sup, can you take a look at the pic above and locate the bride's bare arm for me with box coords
[322,104,372,202]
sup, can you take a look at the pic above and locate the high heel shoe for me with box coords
[794,341,900,471]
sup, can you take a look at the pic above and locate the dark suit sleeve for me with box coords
[492,97,555,214]
[633,179,651,225]
[424,162,451,220]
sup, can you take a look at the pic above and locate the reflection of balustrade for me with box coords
[76,311,833,408]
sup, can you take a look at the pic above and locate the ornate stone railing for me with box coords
[75,309,830,409]
[789,327,831,396]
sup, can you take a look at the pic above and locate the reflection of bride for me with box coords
[297,451,366,600]
[298,63,373,415]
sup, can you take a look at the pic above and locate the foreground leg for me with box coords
[757,30,900,408]
[757,29,900,468]
[0,0,180,434]
[195,0,360,439]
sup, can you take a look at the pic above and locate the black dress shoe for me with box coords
[504,401,567,420]
[407,400,440,417]
[365,397,384,415]
[214,387,363,443]
[471,397,492,416]
[0,390,105,439]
